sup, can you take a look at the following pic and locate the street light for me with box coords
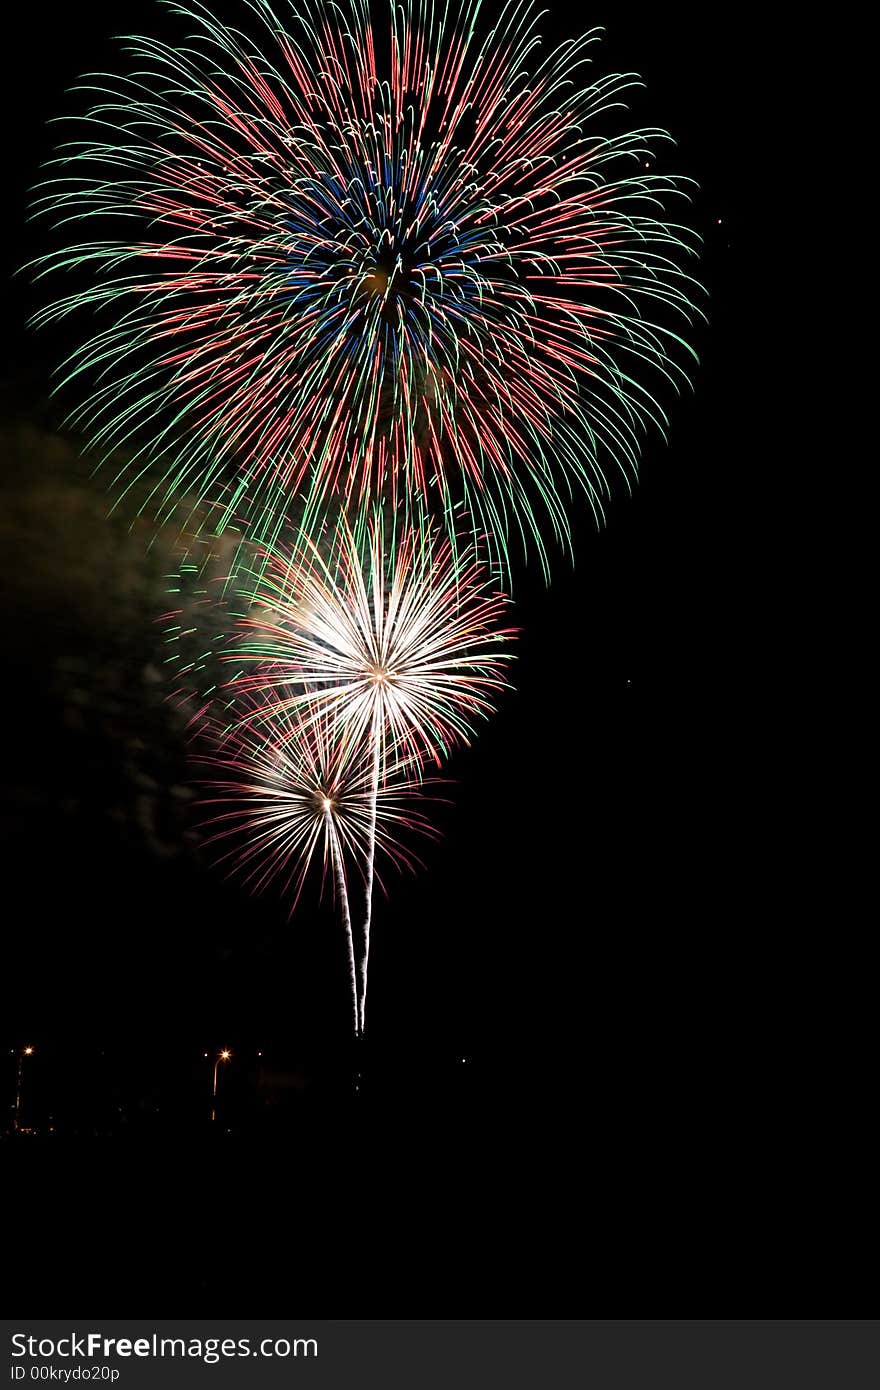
[211,1050,231,1124]
[14,1046,35,1132]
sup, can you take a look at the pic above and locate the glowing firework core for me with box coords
[363,265,391,298]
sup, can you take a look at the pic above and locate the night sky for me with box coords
[2,0,817,1316]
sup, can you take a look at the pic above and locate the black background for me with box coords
[2,1,833,1317]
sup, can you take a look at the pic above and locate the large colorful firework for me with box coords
[198,697,438,1033]
[31,0,701,575]
[215,517,514,1028]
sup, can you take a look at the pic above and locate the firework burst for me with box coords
[198,697,437,1034]
[225,519,515,765]
[31,0,701,575]
[215,516,514,1028]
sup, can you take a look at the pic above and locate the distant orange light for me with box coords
[220,1050,231,1060]
[23,1047,34,1056]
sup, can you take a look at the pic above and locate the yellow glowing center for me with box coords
[363,265,389,297]
[322,797,333,812]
